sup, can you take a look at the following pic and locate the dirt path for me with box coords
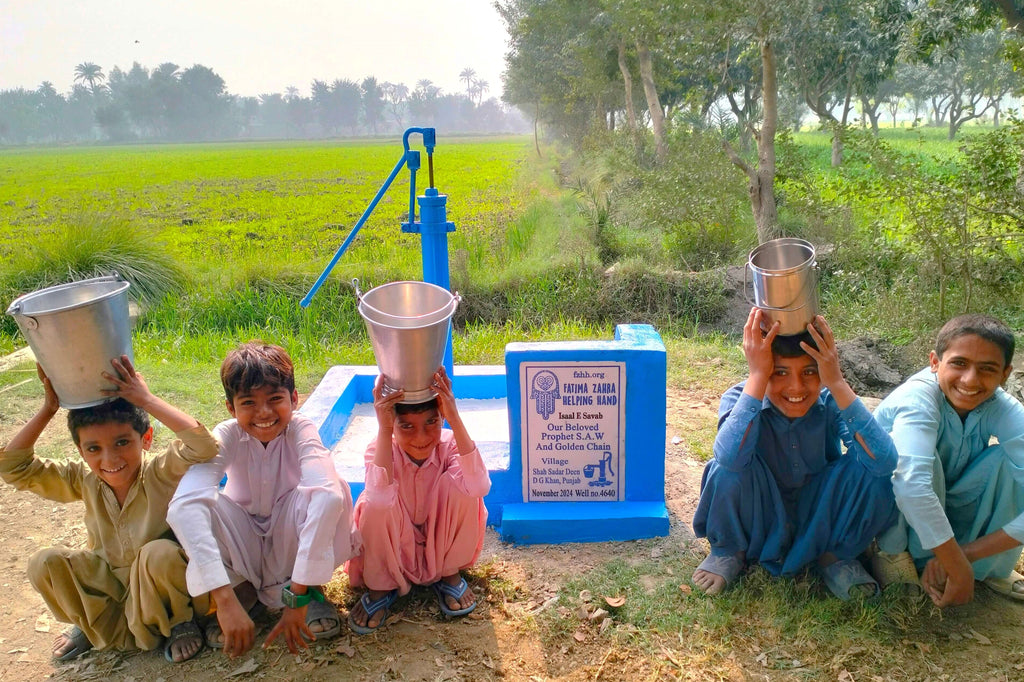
[2,395,1024,681]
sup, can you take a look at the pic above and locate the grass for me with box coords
[3,132,1023,679]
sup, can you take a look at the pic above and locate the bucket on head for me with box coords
[6,275,133,409]
[355,279,459,404]
[745,238,819,336]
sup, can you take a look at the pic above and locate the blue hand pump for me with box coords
[301,127,456,376]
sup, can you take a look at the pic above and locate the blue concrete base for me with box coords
[303,324,670,546]
[498,501,669,544]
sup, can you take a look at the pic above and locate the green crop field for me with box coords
[1,136,537,281]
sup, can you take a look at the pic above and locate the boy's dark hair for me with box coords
[220,341,295,403]
[67,398,150,445]
[935,314,1015,368]
[395,397,439,416]
[771,330,818,359]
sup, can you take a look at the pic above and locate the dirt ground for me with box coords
[0,393,712,682]
[3,357,1024,680]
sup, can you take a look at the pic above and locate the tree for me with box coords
[73,62,105,96]
[380,81,408,130]
[331,79,362,135]
[362,77,386,134]
[459,67,477,98]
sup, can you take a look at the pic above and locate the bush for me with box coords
[0,215,186,338]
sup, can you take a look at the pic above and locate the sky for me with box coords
[2,0,510,99]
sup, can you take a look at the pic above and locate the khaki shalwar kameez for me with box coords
[0,426,218,651]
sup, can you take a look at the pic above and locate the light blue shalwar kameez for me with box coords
[875,368,1024,579]
[692,383,898,576]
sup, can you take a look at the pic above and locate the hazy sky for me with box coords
[2,0,510,99]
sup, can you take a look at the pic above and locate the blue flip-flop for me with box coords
[432,576,477,617]
[820,558,879,601]
[348,589,398,635]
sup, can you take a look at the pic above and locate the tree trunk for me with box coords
[617,41,638,132]
[533,102,541,158]
[636,40,667,160]
[756,40,779,242]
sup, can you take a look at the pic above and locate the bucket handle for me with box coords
[742,263,819,312]
[352,278,363,302]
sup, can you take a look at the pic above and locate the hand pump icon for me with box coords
[584,451,614,487]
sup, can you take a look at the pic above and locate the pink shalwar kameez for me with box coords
[168,413,357,608]
[346,431,490,595]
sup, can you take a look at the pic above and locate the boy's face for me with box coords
[227,384,298,445]
[766,354,821,419]
[393,407,442,462]
[930,333,1011,417]
[75,421,153,496]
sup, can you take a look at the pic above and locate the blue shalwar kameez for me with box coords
[692,384,898,576]
[875,368,1024,579]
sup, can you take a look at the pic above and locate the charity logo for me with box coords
[530,370,560,420]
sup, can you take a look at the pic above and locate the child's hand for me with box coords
[800,316,845,391]
[263,606,313,654]
[743,308,779,382]
[100,355,152,406]
[36,364,60,414]
[432,366,460,424]
[373,374,404,434]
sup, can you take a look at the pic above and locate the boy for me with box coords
[0,357,217,663]
[346,367,490,634]
[691,308,898,599]
[167,342,356,658]
[874,313,1024,607]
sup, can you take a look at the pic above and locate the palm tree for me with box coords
[472,78,489,105]
[73,62,105,95]
[459,67,476,98]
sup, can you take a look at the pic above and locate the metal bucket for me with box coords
[6,275,133,409]
[356,279,459,404]
[745,238,819,336]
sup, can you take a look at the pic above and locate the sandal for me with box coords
[163,619,204,663]
[820,559,879,601]
[982,569,1024,602]
[432,576,477,618]
[693,553,744,594]
[306,599,341,640]
[53,625,93,662]
[348,589,398,635]
[870,550,923,596]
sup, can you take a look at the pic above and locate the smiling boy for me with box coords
[874,314,1024,607]
[167,342,357,658]
[0,357,218,664]
[691,308,898,599]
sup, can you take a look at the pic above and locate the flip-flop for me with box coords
[163,619,204,663]
[820,559,879,601]
[54,625,93,662]
[432,576,477,618]
[348,589,398,635]
[694,553,744,593]
[306,599,341,640]
[982,570,1024,602]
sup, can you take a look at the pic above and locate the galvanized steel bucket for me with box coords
[355,279,459,404]
[745,238,819,336]
[6,275,133,408]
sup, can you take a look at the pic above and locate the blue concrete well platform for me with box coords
[301,324,669,544]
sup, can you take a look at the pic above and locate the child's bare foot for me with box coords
[52,626,93,661]
[692,553,744,595]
